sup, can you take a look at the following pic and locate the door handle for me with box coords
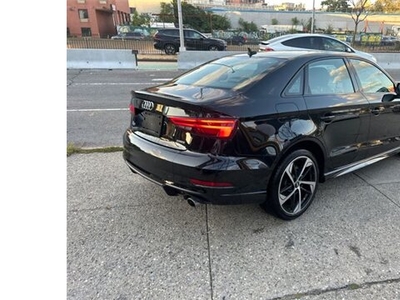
[320,114,335,123]
[370,107,384,115]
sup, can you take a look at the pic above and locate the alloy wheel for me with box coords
[278,155,317,216]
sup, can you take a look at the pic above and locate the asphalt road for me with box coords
[67,64,185,148]
[67,62,400,299]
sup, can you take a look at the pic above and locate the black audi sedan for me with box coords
[123,50,400,220]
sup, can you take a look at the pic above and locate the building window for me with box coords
[77,0,86,3]
[99,0,107,3]
[81,27,92,37]
[78,9,89,22]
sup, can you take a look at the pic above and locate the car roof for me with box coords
[266,33,341,43]
[230,50,370,61]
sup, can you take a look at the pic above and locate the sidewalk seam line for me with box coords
[355,174,400,209]
[206,204,214,300]
[267,277,400,299]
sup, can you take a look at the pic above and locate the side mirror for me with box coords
[382,82,400,102]
[382,94,396,102]
[395,82,400,94]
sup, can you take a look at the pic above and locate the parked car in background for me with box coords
[380,36,397,46]
[259,33,377,62]
[225,35,247,46]
[153,28,227,55]
[111,32,145,40]
[123,50,400,220]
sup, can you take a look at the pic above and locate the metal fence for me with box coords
[67,38,265,55]
[67,38,399,55]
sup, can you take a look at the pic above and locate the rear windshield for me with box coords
[174,56,285,90]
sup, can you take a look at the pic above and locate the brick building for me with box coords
[67,0,131,38]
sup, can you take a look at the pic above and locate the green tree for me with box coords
[131,11,151,27]
[159,2,175,23]
[373,0,400,12]
[158,1,230,31]
[207,13,231,31]
[290,17,300,33]
[304,17,314,33]
[271,18,279,25]
[321,0,350,12]
[238,18,258,32]
[326,24,334,34]
[349,0,370,45]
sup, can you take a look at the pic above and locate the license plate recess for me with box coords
[142,111,163,136]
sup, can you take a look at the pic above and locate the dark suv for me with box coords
[153,28,227,55]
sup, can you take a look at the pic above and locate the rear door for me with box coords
[303,58,370,170]
[184,30,206,50]
[349,58,400,157]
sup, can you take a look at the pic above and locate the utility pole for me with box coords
[177,0,186,52]
[311,0,315,33]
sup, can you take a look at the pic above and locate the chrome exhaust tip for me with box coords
[185,196,202,207]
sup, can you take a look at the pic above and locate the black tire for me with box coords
[164,44,177,55]
[209,45,218,51]
[264,149,319,220]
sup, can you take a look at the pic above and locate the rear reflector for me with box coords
[190,178,233,187]
[169,117,237,138]
[262,47,274,51]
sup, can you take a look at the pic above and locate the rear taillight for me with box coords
[169,117,237,138]
[129,103,135,115]
[262,47,274,51]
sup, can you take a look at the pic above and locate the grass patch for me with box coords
[67,143,123,156]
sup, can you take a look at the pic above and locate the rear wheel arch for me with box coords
[273,139,326,185]
[263,141,326,220]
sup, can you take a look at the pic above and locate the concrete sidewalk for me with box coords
[67,151,400,299]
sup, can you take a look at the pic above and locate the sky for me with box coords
[131,0,322,13]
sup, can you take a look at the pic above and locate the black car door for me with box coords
[184,30,205,50]
[349,58,400,157]
[303,58,370,171]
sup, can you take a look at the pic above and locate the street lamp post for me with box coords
[177,0,186,52]
[311,0,315,33]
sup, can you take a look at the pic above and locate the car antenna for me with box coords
[248,48,257,58]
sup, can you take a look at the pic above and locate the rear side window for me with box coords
[283,37,323,50]
[284,71,304,96]
[282,37,310,48]
[350,59,394,93]
[163,30,179,37]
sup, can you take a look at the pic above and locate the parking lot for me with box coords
[67,62,400,299]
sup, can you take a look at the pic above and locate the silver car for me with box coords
[259,33,377,62]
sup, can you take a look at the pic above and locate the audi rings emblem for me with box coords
[140,100,154,111]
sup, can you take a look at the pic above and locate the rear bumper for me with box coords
[123,129,269,205]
